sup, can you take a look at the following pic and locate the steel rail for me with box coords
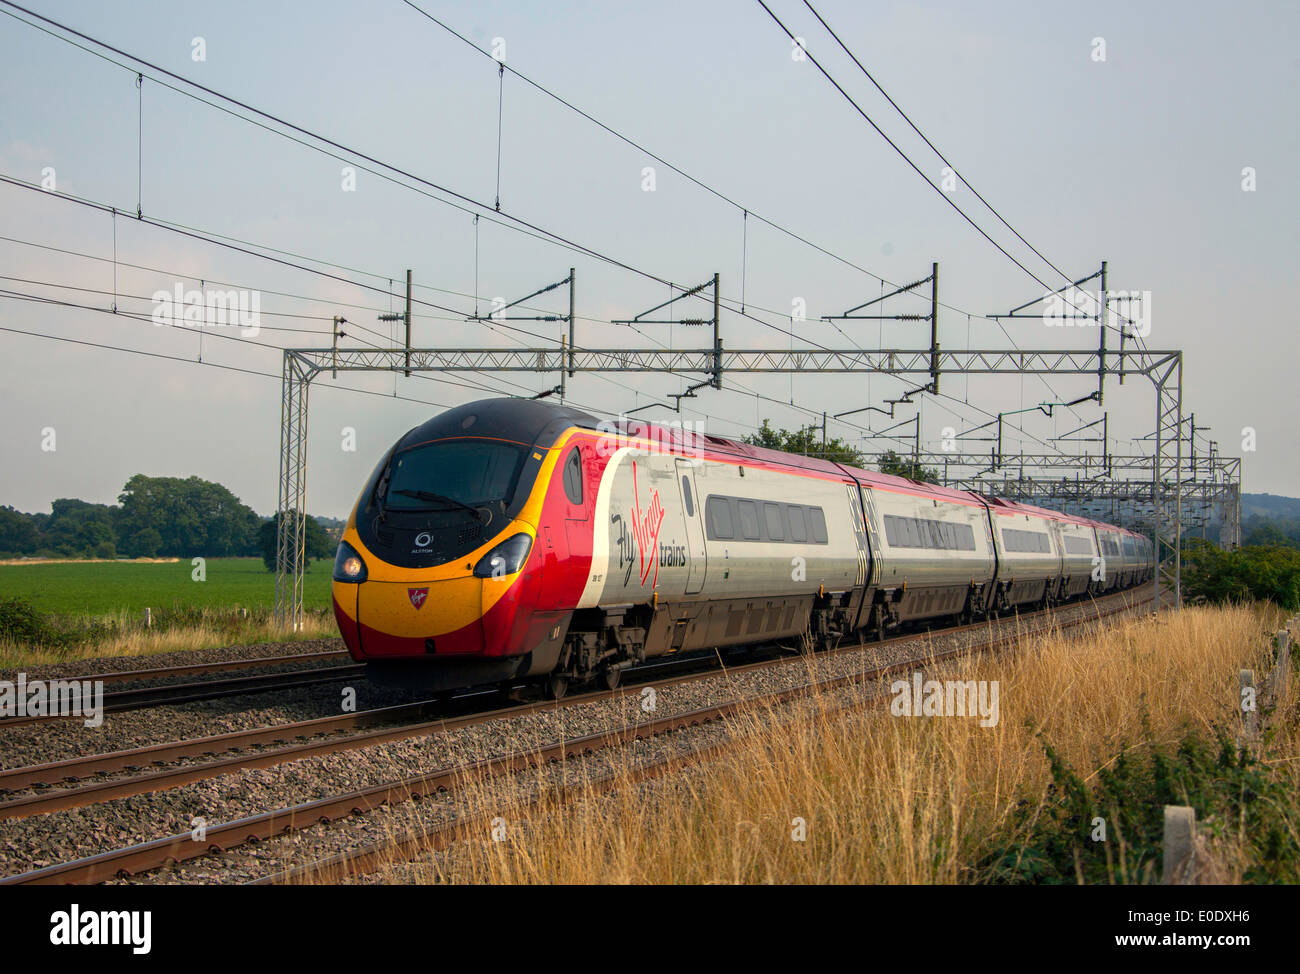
[16,649,352,687]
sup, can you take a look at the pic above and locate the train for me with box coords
[331,398,1154,697]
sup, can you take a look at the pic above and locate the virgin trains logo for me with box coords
[408,587,429,609]
[629,460,666,588]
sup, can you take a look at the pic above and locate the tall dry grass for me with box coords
[310,604,1295,884]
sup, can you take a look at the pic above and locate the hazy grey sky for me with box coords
[2,0,1296,517]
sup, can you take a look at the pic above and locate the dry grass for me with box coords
[0,611,336,669]
[309,603,1297,885]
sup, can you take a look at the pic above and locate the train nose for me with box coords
[356,574,488,657]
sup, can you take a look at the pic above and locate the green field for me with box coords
[0,558,333,616]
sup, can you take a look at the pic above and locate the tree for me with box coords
[41,499,118,557]
[259,513,335,571]
[877,449,941,484]
[130,527,163,558]
[117,474,262,557]
[0,506,39,556]
[1243,516,1300,549]
[742,419,866,467]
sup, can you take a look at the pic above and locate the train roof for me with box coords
[419,400,1140,537]
[982,496,1098,528]
[397,397,599,453]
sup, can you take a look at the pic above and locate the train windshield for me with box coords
[382,440,526,512]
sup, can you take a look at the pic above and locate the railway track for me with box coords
[0,660,362,728]
[0,652,725,801]
[17,649,352,687]
[0,588,1152,885]
[0,588,1149,816]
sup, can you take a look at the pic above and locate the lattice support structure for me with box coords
[1151,353,1184,607]
[272,345,1189,625]
[273,352,313,631]
[949,475,1227,530]
[881,448,1238,551]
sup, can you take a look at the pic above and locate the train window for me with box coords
[788,505,808,542]
[1002,527,1049,553]
[764,503,784,541]
[386,439,524,510]
[883,514,975,551]
[884,515,910,547]
[1123,538,1136,556]
[703,495,827,544]
[681,476,694,517]
[1064,535,1092,555]
[883,515,899,546]
[706,496,733,539]
[562,448,583,505]
[810,507,828,544]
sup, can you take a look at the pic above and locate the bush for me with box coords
[0,597,53,645]
[984,726,1299,884]
[0,596,118,650]
[1182,540,1300,610]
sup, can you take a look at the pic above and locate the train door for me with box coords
[675,458,706,595]
[562,444,591,586]
[845,482,871,629]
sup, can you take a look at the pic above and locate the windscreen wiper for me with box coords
[372,466,391,524]
[391,489,484,520]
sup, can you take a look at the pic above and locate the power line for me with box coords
[0,1,955,354]
[0,286,538,403]
[0,2,1144,457]
[799,0,1150,351]
[802,0,1072,289]
[752,0,1123,420]
[397,0,1107,343]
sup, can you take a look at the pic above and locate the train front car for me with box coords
[331,398,599,692]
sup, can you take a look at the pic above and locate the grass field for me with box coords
[0,557,333,615]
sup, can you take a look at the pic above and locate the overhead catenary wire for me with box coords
[753,0,1121,421]
[0,1,1156,464]
[5,0,1147,400]
[395,0,1043,330]
[1,0,1099,357]
[0,167,1091,467]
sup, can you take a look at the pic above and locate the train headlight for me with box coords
[473,533,533,579]
[333,541,368,583]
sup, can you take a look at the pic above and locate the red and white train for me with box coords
[332,398,1153,696]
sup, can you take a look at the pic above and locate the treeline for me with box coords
[0,474,339,565]
[742,421,941,483]
[1243,514,1300,548]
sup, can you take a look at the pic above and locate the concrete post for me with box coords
[1239,669,1257,739]
[1162,805,1197,884]
[1274,630,1291,702]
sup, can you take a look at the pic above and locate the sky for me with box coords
[1,0,1296,518]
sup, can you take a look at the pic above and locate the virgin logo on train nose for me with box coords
[408,587,429,609]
